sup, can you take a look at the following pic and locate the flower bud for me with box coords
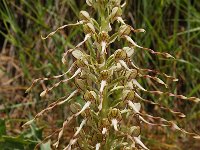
[75,58,88,68]
[100,70,110,80]
[70,102,81,114]
[72,49,84,59]
[99,31,109,42]
[80,107,90,117]
[80,70,88,78]
[119,25,131,37]
[40,90,47,97]
[110,7,122,23]
[98,118,109,129]
[80,10,91,21]
[101,118,110,127]
[130,126,141,137]
[108,108,122,120]
[86,0,93,6]
[123,47,134,57]
[83,90,97,101]
[114,49,127,61]
[83,23,96,34]
[126,69,138,81]
[75,78,86,91]
[110,0,121,7]
[97,118,110,135]
[122,90,135,101]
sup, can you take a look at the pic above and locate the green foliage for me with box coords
[0,119,48,150]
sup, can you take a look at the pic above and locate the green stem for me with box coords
[97,1,110,118]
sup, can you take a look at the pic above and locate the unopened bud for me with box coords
[80,11,91,21]
[86,0,93,6]
[81,108,90,117]
[114,49,127,61]
[70,102,81,114]
[101,118,110,127]
[122,90,135,101]
[84,90,97,101]
[100,70,110,80]
[108,108,122,120]
[134,28,146,33]
[119,25,131,37]
[110,0,121,6]
[110,7,122,23]
[75,78,86,91]
[126,69,138,81]
[75,58,87,68]
[72,49,84,59]
[40,90,47,97]
[123,47,134,57]
[99,31,109,42]
[130,126,141,137]
[83,23,96,34]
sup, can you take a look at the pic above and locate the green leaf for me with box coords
[72,49,84,59]
[0,119,6,136]
[0,135,37,150]
[40,140,52,150]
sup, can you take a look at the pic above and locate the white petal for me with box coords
[133,137,149,150]
[117,17,125,24]
[119,60,130,71]
[132,79,146,91]
[100,80,107,93]
[102,127,107,135]
[98,100,103,111]
[124,35,143,48]
[123,47,134,57]
[111,119,118,131]
[128,101,141,113]
[101,41,107,54]
[95,143,101,150]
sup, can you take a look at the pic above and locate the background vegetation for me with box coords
[0,0,199,149]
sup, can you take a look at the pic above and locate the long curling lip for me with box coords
[74,119,87,137]
[63,138,78,150]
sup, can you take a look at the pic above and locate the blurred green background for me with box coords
[0,0,199,149]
